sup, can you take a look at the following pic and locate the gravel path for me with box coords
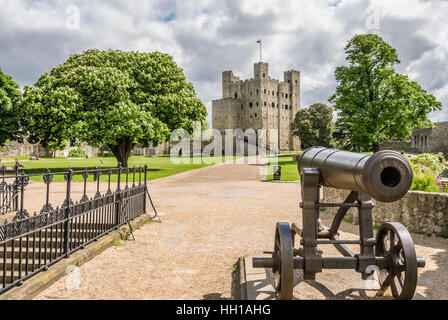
[31,160,448,300]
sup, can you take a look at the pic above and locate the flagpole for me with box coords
[259,40,262,62]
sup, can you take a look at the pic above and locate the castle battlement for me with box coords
[212,62,301,151]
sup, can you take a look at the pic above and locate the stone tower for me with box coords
[212,62,301,151]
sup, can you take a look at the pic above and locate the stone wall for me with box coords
[0,141,99,158]
[322,187,448,237]
[411,121,448,153]
[379,140,412,151]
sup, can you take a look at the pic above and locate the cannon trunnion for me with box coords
[253,147,425,300]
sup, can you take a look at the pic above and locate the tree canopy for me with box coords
[291,103,334,149]
[0,67,21,147]
[19,49,207,166]
[329,34,442,152]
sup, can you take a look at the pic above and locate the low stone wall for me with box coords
[322,187,448,237]
[379,140,412,151]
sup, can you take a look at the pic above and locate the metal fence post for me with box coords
[143,165,148,213]
[116,163,122,227]
[14,162,19,211]
[63,168,73,258]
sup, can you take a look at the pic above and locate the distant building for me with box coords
[411,121,448,153]
[212,62,301,151]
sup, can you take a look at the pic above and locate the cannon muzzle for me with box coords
[297,147,413,202]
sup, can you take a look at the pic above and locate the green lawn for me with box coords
[0,156,235,182]
[265,154,301,181]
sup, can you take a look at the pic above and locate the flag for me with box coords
[257,39,261,43]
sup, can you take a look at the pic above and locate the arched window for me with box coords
[285,94,288,98]
[255,113,258,118]
[250,91,253,95]
[272,91,275,96]
[272,102,275,108]
[256,102,259,106]
[263,73,266,78]
[264,101,267,106]
[285,104,288,110]
[264,89,266,94]
[295,80,298,84]
[256,89,259,94]
[241,104,244,110]
[250,103,253,108]
[235,93,237,98]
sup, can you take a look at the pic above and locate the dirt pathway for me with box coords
[33,161,448,300]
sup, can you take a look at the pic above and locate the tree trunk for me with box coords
[108,137,134,168]
[372,142,380,153]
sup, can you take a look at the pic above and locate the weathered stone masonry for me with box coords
[323,187,448,237]
[212,62,301,152]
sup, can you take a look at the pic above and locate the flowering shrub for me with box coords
[408,153,448,193]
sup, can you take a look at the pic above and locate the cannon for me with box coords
[253,147,425,300]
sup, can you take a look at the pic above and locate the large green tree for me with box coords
[0,67,21,147]
[19,49,207,166]
[329,34,442,152]
[291,103,334,148]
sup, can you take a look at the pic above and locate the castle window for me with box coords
[288,80,291,83]
[277,104,279,108]
[250,103,253,108]
[255,113,258,117]
[295,80,298,84]
[282,93,284,98]
[264,89,266,94]
[250,91,252,95]
[241,104,243,110]
[235,93,238,98]
[256,89,259,94]
[264,101,267,106]
[272,103,275,108]
[285,94,288,98]
[285,105,288,109]
[263,73,266,78]
[272,91,275,96]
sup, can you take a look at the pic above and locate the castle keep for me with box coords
[212,62,301,151]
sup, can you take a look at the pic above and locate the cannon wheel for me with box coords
[273,222,294,300]
[375,222,418,300]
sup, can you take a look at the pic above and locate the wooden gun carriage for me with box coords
[253,147,425,300]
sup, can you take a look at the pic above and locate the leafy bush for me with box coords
[410,171,441,192]
[68,149,86,158]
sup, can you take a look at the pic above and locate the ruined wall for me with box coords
[322,187,448,237]
[411,121,448,153]
[0,141,99,158]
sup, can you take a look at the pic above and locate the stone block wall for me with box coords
[322,187,448,237]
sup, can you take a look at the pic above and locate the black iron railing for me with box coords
[0,163,22,215]
[0,164,148,294]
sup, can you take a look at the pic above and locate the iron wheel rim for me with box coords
[273,222,294,300]
[375,222,418,300]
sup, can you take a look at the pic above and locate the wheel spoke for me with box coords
[397,273,404,289]
[391,275,401,297]
[389,230,395,251]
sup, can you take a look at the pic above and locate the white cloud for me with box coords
[0,0,447,124]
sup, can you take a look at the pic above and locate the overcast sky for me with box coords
[0,0,447,125]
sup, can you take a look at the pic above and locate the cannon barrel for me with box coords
[297,147,413,202]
